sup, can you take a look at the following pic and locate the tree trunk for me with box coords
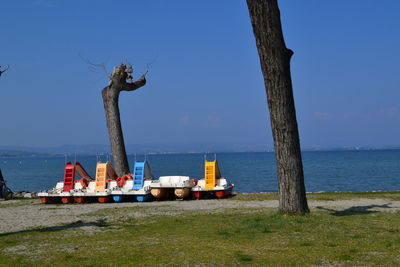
[246,0,309,213]
[102,63,146,177]
[102,88,130,176]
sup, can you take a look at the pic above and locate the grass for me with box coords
[2,212,399,265]
[233,191,400,201]
[0,198,36,209]
[1,192,400,266]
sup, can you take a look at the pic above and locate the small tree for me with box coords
[102,62,147,176]
[247,0,309,214]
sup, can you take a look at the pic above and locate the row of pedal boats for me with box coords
[38,159,234,204]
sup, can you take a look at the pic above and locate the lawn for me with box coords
[1,192,400,266]
[233,191,400,201]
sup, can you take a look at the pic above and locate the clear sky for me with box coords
[1,0,399,149]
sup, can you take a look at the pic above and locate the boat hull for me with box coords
[215,186,233,198]
[39,197,51,204]
[61,197,74,204]
[74,196,87,204]
[113,195,125,202]
[151,188,167,199]
[135,194,152,202]
[192,191,203,199]
[98,196,112,203]
[192,185,234,199]
[174,188,190,199]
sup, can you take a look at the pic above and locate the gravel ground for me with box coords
[1,198,399,234]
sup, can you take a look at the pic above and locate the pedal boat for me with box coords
[150,176,197,199]
[38,162,92,204]
[110,161,153,202]
[72,161,117,203]
[191,159,234,199]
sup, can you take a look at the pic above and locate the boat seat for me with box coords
[159,176,172,184]
[108,180,118,190]
[123,180,133,191]
[55,182,64,190]
[74,182,84,190]
[197,180,206,188]
[217,178,228,187]
[171,176,189,185]
[86,181,96,193]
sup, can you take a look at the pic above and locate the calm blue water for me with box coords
[1,150,399,193]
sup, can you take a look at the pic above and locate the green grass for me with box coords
[232,191,400,201]
[1,200,400,266]
[232,192,279,201]
[0,198,36,209]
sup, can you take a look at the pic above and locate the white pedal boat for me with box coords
[150,176,197,199]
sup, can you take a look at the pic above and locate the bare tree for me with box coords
[247,0,309,214]
[0,65,9,77]
[102,62,147,176]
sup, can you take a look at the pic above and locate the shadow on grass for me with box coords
[316,203,392,216]
[0,219,109,237]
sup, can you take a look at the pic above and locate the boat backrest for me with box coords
[158,176,190,186]
[74,182,83,190]
[197,179,206,188]
[55,182,64,190]
[159,176,172,184]
[87,181,96,193]
[123,180,133,191]
[108,180,118,190]
[171,176,188,185]
[143,179,152,187]
[217,178,227,187]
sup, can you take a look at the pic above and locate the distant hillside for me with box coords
[0,143,270,156]
[1,144,399,157]
[0,150,62,158]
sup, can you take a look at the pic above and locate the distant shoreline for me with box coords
[0,153,63,158]
[2,147,400,158]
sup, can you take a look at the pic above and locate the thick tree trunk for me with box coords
[247,0,309,213]
[101,63,147,177]
[102,88,130,176]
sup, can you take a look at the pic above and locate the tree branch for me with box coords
[120,76,146,92]
[79,54,109,77]
[0,65,9,76]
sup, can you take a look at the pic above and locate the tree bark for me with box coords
[246,0,309,213]
[102,63,146,176]
[102,88,130,176]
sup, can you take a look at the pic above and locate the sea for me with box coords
[1,150,399,193]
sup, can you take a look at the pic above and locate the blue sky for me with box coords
[1,0,399,149]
